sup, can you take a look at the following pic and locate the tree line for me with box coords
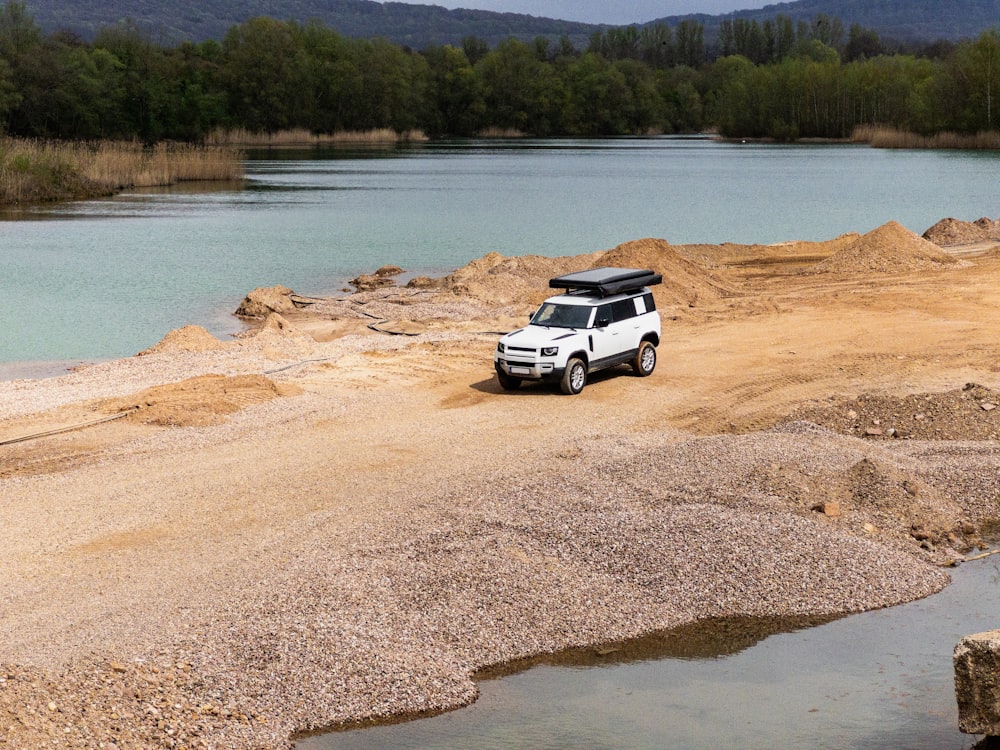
[0,1,998,143]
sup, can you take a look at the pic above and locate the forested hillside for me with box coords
[660,0,1000,44]
[22,0,1000,47]
[1,2,999,144]
[25,0,602,48]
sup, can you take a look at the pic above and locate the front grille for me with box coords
[507,346,536,353]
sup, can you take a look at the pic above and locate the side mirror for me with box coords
[595,318,610,328]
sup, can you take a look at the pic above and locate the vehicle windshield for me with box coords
[530,302,593,329]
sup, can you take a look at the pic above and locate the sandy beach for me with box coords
[1,221,999,748]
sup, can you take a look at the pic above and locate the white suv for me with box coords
[494,267,662,394]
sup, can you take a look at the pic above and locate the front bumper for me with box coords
[494,357,563,382]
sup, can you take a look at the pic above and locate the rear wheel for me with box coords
[560,357,587,395]
[496,369,521,391]
[632,340,656,376]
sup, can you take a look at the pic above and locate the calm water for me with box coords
[1,138,998,371]
[300,554,1000,750]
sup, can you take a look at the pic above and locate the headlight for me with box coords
[541,346,559,357]
[497,342,506,353]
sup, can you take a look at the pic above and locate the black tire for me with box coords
[632,340,656,376]
[496,369,521,391]
[560,357,587,395]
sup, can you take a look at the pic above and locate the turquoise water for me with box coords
[300,554,1000,750]
[1,137,997,369]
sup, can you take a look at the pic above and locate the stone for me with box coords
[810,500,841,517]
[350,273,396,291]
[955,629,1000,735]
[235,286,296,318]
[982,402,997,412]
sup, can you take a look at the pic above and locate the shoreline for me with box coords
[2,234,1000,748]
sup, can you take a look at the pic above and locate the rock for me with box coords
[235,286,296,318]
[864,427,884,437]
[982,402,997,412]
[351,273,396,291]
[351,265,406,291]
[406,275,441,289]
[811,500,841,517]
[955,630,1000,735]
[911,525,931,541]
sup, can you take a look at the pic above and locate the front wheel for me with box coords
[560,358,587,395]
[496,369,521,391]
[632,341,656,377]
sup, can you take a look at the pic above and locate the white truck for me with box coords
[493,267,662,394]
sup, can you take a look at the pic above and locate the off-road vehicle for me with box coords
[494,267,662,394]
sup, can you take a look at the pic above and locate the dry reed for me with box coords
[851,124,1000,149]
[476,126,526,138]
[0,138,245,205]
[206,128,428,147]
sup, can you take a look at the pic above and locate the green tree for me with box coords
[422,44,483,136]
[221,18,309,133]
[950,30,1000,131]
[565,53,630,134]
[675,21,704,68]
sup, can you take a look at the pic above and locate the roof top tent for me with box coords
[549,267,663,297]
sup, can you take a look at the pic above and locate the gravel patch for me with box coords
[1,297,996,749]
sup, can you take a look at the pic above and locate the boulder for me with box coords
[235,285,296,318]
[351,265,405,291]
[955,629,1000,735]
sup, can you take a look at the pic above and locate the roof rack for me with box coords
[548,267,662,297]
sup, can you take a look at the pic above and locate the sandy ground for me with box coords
[1,224,1000,748]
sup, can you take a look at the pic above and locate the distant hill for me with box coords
[23,0,1000,48]
[656,0,1000,43]
[25,0,604,47]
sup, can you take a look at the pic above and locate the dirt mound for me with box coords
[235,313,316,358]
[440,239,732,312]
[138,325,227,356]
[811,221,958,274]
[599,238,735,307]
[235,286,297,318]
[923,216,1000,246]
[676,234,859,268]
[787,383,1000,441]
[441,251,604,309]
[99,374,302,427]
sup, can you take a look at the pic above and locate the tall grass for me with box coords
[0,138,245,205]
[205,127,428,147]
[852,124,1000,149]
[476,126,526,138]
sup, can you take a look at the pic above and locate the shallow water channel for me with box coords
[299,553,1000,750]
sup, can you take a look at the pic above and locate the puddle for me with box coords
[299,554,1000,750]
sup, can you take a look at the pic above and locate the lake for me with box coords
[1,137,998,373]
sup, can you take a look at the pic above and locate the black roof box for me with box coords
[549,267,662,297]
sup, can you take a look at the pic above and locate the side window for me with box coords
[593,303,614,327]
[611,298,637,322]
[641,292,656,312]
